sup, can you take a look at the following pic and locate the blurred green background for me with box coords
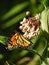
[0,0,49,65]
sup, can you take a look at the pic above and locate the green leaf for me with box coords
[30,36,38,44]
[30,29,43,44]
[46,58,49,64]
[40,8,49,42]
[35,37,47,56]
[0,35,9,45]
[4,61,10,65]
[30,35,47,57]
[29,34,47,65]
[1,2,29,21]
[2,12,26,29]
[0,54,4,60]
[40,8,49,33]
[47,8,49,31]
[41,62,46,65]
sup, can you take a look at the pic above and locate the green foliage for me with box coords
[0,0,49,65]
[40,8,49,33]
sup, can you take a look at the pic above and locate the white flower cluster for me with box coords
[19,14,40,39]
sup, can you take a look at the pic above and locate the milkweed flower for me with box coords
[19,13,40,39]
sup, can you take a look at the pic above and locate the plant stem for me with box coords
[27,48,43,60]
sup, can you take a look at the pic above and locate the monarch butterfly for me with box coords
[6,32,32,50]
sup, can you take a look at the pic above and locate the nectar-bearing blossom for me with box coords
[19,14,40,39]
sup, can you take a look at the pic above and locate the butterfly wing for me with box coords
[6,32,32,50]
